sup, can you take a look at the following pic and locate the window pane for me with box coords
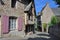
[13,19,16,29]
[9,18,16,30]
[10,19,13,30]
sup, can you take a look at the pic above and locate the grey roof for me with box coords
[38,2,60,16]
[51,8,60,16]
[24,2,32,11]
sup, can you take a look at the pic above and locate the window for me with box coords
[11,0,16,8]
[9,17,17,31]
[28,14,30,20]
[28,14,33,21]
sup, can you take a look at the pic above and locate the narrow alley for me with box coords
[0,31,60,40]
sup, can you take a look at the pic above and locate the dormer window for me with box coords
[11,0,16,8]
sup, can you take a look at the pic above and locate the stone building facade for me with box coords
[0,0,36,37]
[37,3,60,32]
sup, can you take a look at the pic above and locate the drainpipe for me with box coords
[0,17,2,38]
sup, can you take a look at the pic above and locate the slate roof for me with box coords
[39,3,60,16]
[51,8,60,16]
[24,2,32,11]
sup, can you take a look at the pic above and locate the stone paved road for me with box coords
[27,32,60,40]
[0,32,60,40]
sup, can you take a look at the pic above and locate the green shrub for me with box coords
[42,23,47,29]
[48,16,58,26]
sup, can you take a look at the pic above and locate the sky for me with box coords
[34,0,58,15]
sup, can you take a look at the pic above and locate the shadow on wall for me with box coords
[37,34,50,37]
[48,22,60,33]
[17,0,31,5]
[48,22,60,38]
[0,0,5,5]
[27,22,60,40]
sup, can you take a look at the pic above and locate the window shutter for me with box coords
[18,17,23,31]
[2,15,9,34]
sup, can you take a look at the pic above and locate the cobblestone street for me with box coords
[27,32,60,40]
[0,31,60,40]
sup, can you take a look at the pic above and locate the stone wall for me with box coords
[41,3,54,24]
[0,0,25,30]
[0,0,25,37]
[48,22,60,38]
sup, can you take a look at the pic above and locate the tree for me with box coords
[48,16,58,26]
[51,16,58,25]
[54,0,60,7]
